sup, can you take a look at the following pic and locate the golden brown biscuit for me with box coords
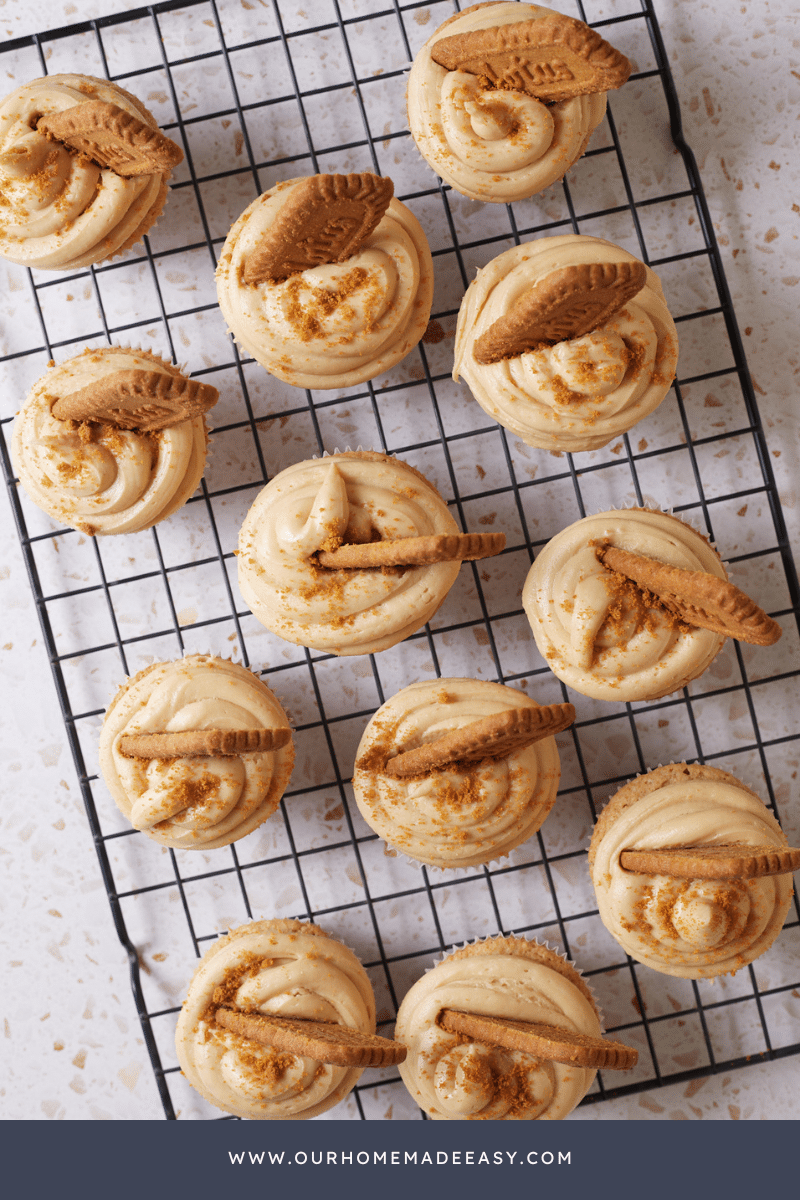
[214,1009,406,1068]
[51,369,218,432]
[619,843,800,880]
[38,99,182,176]
[118,727,292,759]
[439,1009,637,1070]
[316,531,505,569]
[598,545,782,646]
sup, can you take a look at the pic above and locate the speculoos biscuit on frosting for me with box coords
[395,936,605,1119]
[175,919,376,1119]
[454,235,678,452]
[588,763,796,979]
[11,347,213,536]
[522,508,729,702]
[0,74,181,270]
[216,173,434,389]
[238,451,490,657]
[406,3,628,204]
[352,678,566,868]
[99,655,294,850]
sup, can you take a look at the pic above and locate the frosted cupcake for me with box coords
[0,74,182,270]
[396,936,631,1120]
[522,507,781,702]
[12,347,215,535]
[406,3,630,204]
[175,919,377,1120]
[352,678,572,868]
[238,451,504,656]
[216,172,434,389]
[454,235,678,452]
[99,655,294,850]
[588,763,798,979]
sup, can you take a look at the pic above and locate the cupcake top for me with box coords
[588,764,795,979]
[406,3,623,203]
[99,655,294,850]
[12,347,212,535]
[0,74,179,270]
[215,174,434,390]
[175,919,375,1120]
[395,937,602,1120]
[237,451,464,656]
[453,235,678,452]
[352,678,563,868]
[522,508,727,702]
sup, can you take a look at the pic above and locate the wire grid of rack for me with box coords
[1,0,799,1121]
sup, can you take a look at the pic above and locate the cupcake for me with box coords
[11,347,216,536]
[523,507,781,702]
[453,235,678,452]
[99,655,294,850]
[396,937,618,1119]
[352,678,571,868]
[215,172,434,389]
[406,3,630,204]
[175,919,377,1119]
[588,763,798,979]
[238,451,504,657]
[0,74,182,270]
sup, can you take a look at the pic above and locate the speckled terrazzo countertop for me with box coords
[1,0,798,1121]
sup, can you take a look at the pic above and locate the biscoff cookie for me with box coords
[439,1010,637,1070]
[316,531,504,569]
[216,173,433,390]
[589,763,797,979]
[238,452,495,657]
[0,74,181,270]
[395,936,617,1119]
[214,1009,406,1068]
[352,678,565,868]
[99,655,295,850]
[455,234,678,453]
[407,3,628,204]
[11,347,215,536]
[175,919,377,1120]
[522,508,731,702]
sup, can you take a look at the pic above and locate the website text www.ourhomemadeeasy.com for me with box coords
[229,1150,571,1166]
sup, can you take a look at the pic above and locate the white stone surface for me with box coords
[1,0,798,1122]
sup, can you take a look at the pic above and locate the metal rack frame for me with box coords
[1,0,798,1120]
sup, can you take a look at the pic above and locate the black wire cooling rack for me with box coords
[1,0,799,1120]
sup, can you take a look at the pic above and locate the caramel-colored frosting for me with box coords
[406,4,606,203]
[99,656,294,850]
[0,75,171,270]
[175,919,375,1120]
[352,678,561,868]
[454,235,678,451]
[11,348,208,536]
[589,767,793,978]
[396,939,601,1120]
[215,179,433,389]
[522,509,726,701]
[238,452,461,656]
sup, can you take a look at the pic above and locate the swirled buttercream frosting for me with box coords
[588,764,794,978]
[238,451,461,656]
[396,937,601,1119]
[215,178,434,389]
[12,348,209,535]
[454,235,678,451]
[522,509,726,701]
[0,75,174,270]
[353,678,561,868]
[175,919,375,1119]
[99,656,294,850]
[406,4,607,203]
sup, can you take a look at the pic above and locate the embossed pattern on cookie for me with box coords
[474,260,647,363]
[381,702,575,777]
[51,369,219,432]
[430,15,631,103]
[620,843,800,880]
[214,1009,406,1068]
[118,728,292,759]
[242,172,394,284]
[598,545,783,646]
[439,1009,638,1070]
[37,100,183,176]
